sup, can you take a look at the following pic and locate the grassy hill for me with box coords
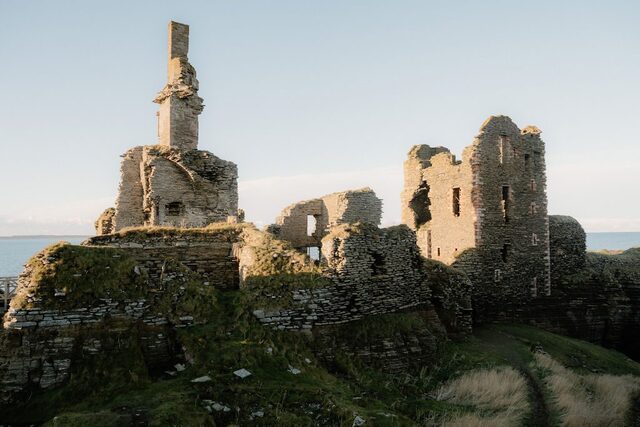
[3,288,640,426]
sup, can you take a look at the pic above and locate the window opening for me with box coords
[307,246,320,262]
[501,186,510,223]
[452,187,461,217]
[531,277,538,297]
[501,243,511,263]
[165,201,184,216]
[306,215,317,237]
[371,252,386,276]
[499,135,508,164]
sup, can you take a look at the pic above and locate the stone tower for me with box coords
[402,116,551,321]
[96,22,238,234]
[154,21,204,151]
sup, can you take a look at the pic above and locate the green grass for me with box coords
[5,314,640,426]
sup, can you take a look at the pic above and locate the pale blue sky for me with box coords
[1,0,639,235]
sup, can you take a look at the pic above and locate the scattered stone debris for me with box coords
[174,363,185,372]
[191,375,212,383]
[233,368,252,379]
[202,400,231,413]
[249,410,265,420]
[288,365,301,375]
[353,415,366,426]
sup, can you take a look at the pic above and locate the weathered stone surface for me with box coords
[154,21,203,151]
[239,223,472,335]
[94,207,115,236]
[269,188,382,250]
[98,21,239,233]
[403,116,551,322]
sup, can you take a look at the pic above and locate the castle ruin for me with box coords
[268,188,382,256]
[97,22,238,233]
[402,116,551,320]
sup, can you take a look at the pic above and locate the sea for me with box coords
[0,236,88,277]
[0,233,639,277]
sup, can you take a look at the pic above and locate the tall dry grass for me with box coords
[534,351,640,427]
[436,366,530,426]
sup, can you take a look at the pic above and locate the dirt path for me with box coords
[476,327,551,426]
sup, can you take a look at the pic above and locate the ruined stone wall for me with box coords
[404,116,551,322]
[469,118,550,320]
[154,21,203,151]
[87,228,241,290]
[111,146,238,232]
[271,188,382,250]
[548,215,587,282]
[401,145,451,230]
[246,224,472,335]
[0,242,219,402]
[414,148,476,265]
[113,147,145,230]
[101,21,238,235]
[311,310,446,374]
[95,208,115,235]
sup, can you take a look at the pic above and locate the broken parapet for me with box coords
[97,22,238,233]
[269,188,382,250]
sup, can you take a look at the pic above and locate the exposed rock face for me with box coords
[97,21,238,234]
[269,188,382,251]
[403,116,550,322]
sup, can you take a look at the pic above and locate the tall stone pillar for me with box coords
[154,21,204,151]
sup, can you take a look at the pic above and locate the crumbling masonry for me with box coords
[97,22,238,233]
[402,116,551,321]
[268,188,382,255]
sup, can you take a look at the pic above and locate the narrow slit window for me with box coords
[499,135,508,164]
[524,153,530,170]
[452,187,461,217]
[437,247,441,257]
[532,233,538,246]
[427,230,432,258]
[501,186,510,223]
[501,243,511,263]
[529,202,538,215]
[530,179,536,192]
[306,215,317,237]
[531,277,538,297]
